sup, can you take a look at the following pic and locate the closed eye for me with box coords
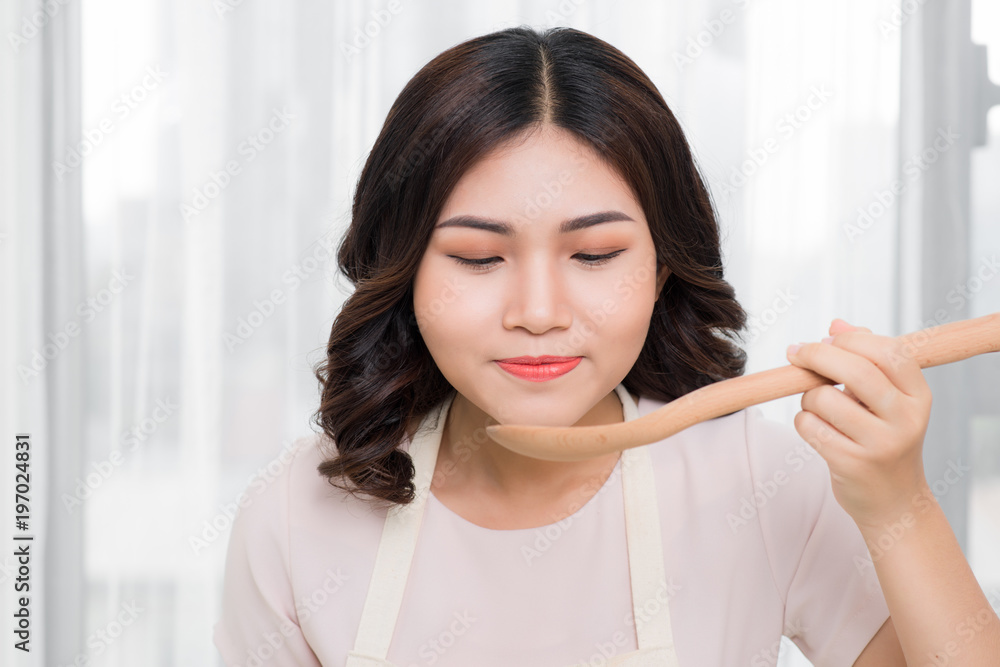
[449,250,626,273]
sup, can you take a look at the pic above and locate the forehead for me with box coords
[438,125,639,228]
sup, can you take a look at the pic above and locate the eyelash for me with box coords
[449,250,625,273]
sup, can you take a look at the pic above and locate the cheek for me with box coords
[413,259,486,347]
[585,258,659,337]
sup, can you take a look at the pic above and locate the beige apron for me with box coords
[345,383,680,666]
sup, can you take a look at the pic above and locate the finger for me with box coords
[792,409,863,467]
[829,318,871,335]
[824,331,930,402]
[842,385,864,405]
[787,338,903,420]
[800,383,884,445]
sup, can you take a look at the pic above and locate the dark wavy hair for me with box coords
[311,25,748,510]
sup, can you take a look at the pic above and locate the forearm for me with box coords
[857,483,1000,665]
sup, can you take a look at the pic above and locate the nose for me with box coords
[500,256,574,334]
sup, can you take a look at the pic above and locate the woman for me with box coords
[213,25,999,666]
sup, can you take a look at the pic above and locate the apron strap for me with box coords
[347,393,453,663]
[348,384,679,665]
[621,442,678,658]
[617,384,678,660]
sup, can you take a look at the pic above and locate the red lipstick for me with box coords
[494,356,582,382]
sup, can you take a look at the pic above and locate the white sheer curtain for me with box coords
[968,0,1000,632]
[2,0,996,664]
[2,0,84,664]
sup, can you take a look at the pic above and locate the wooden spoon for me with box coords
[484,312,1000,462]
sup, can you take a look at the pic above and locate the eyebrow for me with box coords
[434,210,635,236]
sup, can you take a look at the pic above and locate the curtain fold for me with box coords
[1,1,84,665]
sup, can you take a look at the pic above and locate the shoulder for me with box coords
[282,431,394,522]
[222,434,318,554]
[226,431,389,550]
[219,432,390,609]
[214,435,342,665]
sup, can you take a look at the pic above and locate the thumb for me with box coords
[830,318,871,335]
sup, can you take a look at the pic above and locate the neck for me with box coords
[431,388,634,503]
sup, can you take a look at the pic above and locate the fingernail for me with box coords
[787,343,802,356]
[821,336,834,344]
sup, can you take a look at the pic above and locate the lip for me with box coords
[496,355,580,365]
[494,356,583,382]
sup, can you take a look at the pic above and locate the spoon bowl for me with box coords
[484,312,1000,462]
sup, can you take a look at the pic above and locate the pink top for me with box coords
[213,394,890,666]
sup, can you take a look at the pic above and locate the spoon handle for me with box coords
[678,310,1000,424]
[485,312,1000,461]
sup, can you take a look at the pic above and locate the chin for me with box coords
[470,390,600,429]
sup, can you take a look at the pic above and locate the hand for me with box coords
[785,318,933,529]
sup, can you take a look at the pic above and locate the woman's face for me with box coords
[413,123,669,429]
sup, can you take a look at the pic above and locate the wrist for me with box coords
[853,479,936,536]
